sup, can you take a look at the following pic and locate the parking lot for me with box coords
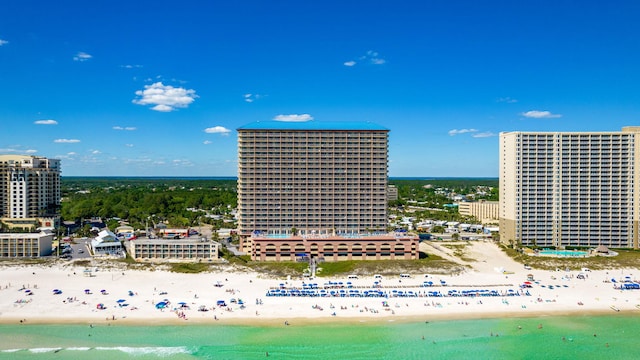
[57,238,92,260]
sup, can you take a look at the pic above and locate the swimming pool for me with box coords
[538,249,589,257]
[263,234,292,239]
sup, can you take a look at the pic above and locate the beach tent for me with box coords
[155,301,168,309]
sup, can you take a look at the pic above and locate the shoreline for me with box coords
[0,308,631,327]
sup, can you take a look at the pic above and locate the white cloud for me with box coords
[497,97,518,103]
[132,82,198,112]
[34,119,58,125]
[113,126,137,131]
[0,39,8,46]
[448,128,478,136]
[67,152,77,156]
[204,126,231,135]
[54,139,80,143]
[151,104,173,112]
[172,159,193,167]
[344,50,386,66]
[121,64,143,69]
[472,132,497,138]
[125,144,134,147]
[243,93,264,103]
[25,149,38,154]
[521,110,562,119]
[273,114,313,122]
[73,51,92,62]
[203,140,213,145]
[91,150,101,154]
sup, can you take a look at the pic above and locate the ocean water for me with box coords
[0,315,637,359]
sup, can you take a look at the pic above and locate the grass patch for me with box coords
[168,262,212,273]
[247,262,310,277]
[440,242,477,262]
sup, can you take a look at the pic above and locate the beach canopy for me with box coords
[155,301,168,309]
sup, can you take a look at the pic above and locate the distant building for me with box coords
[500,127,640,248]
[158,228,189,239]
[91,229,125,257]
[115,225,135,239]
[237,120,418,261]
[130,239,220,262]
[0,231,53,257]
[387,185,398,201]
[0,155,61,229]
[457,200,499,224]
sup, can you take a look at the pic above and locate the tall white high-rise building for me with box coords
[499,127,640,249]
[0,155,61,229]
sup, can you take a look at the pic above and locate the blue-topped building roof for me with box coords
[237,120,388,131]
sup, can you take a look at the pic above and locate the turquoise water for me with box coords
[539,250,589,257]
[0,315,638,359]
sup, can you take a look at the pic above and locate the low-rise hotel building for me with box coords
[0,231,53,258]
[249,232,418,262]
[457,200,499,224]
[130,239,220,262]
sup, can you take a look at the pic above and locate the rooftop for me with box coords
[237,120,388,132]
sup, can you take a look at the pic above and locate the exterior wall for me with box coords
[624,126,640,249]
[499,128,640,249]
[0,155,61,223]
[458,201,499,224]
[0,232,53,257]
[499,132,518,246]
[237,124,389,237]
[249,234,419,262]
[130,240,219,261]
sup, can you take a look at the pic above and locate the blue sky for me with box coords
[1,1,639,177]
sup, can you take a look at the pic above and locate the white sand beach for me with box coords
[2,242,640,326]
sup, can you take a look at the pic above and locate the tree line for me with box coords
[61,177,237,230]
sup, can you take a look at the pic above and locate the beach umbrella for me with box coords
[100,289,106,292]
[117,299,126,303]
[25,289,31,293]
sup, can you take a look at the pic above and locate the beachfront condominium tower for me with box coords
[237,120,389,237]
[499,127,640,249]
[0,155,61,230]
